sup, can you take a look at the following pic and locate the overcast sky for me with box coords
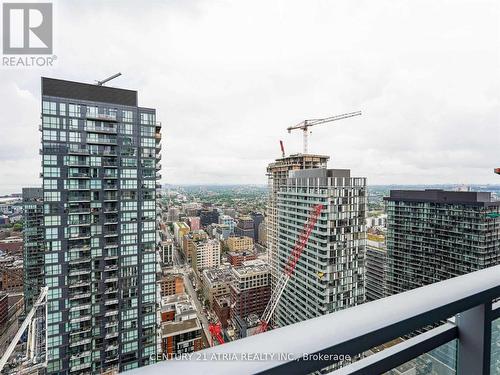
[0,0,499,193]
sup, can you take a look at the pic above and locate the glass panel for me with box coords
[492,316,500,374]
[385,339,457,375]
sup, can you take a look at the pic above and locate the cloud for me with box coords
[0,0,499,193]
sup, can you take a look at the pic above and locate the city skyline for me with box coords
[1,0,499,194]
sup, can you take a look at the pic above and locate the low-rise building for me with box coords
[213,295,231,329]
[227,251,257,267]
[159,273,185,298]
[202,266,233,308]
[183,230,209,265]
[192,239,221,271]
[188,217,201,231]
[160,293,203,359]
[226,236,253,253]
[230,259,270,321]
[234,216,254,240]
[173,222,190,248]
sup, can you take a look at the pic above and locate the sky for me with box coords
[0,0,499,194]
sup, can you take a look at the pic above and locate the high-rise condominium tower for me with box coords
[40,77,161,374]
[385,189,500,296]
[267,155,367,327]
[22,187,45,312]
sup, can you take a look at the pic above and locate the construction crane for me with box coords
[96,72,122,86]
[287,111,362,154]
[0,287,48,373]
[208,322,225,346]
[257,204,324,333]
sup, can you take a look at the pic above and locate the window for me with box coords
[44,216,61,226]
[121,169,137,178]
[43,167,60,177]
[141,138,155,148]
[44,192,60,202]
[142,221,155,231]
[68,132,81,143]
[90,156,101,166]
[42,116,59,129]
[122,235,137,244]
[122,158,137,167]
[140,126,154,137]
[46,241,61,251]
[45,253,59,264]
[42,101,57,115]
[45,227,58,240]
[43,130,58,141]
[87,106,98,117]
[140,112,155,125]
[121,201,137,211]
[90,180,101,189]
[68,104,81,117]
[59,103,66,116]
[121,223,137,234]
[68,119,79,130]
[123,110,133,123]
[120,180,137,189]
[142,200,155,210]
[44,179,57,190]
[43,155,57,166]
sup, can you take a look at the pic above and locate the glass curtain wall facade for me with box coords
[385,190,500,296]
[275,168,366,327]
[22,187,45,313]
[40,78,161,374]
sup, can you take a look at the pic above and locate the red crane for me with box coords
[208,322,225,346]
[257,203,324,333]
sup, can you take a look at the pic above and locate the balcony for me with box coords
[85,123,117,133]
[131,265,500,375]
[86,112,118,122]
[68,145,89,155]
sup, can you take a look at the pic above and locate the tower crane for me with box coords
[257,204,324,333]
[0,287,48,373]
[287,111,362,154]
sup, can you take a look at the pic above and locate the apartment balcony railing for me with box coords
[85,124,117,133]
[86,112,118,122]
[132,265,500,375]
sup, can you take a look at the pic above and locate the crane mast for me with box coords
[257,204,324,332]
[287,111,362,153]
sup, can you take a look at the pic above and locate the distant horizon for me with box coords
[3,182,500,196]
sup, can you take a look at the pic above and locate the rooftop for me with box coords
[161,318,201,337]
[42,77,138,106]
[232,259,269,277]
[384,189,500,206]
[202,265,233,285]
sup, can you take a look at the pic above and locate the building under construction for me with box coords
[266,154,329,301]
[266,154,367,327]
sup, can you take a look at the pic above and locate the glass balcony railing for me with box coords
[127,265,500,375]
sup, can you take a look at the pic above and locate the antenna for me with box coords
[96,72,122,86]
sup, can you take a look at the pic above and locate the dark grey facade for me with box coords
[41,77,161,374]
[22,187,44,313]
[200,209,219,227]
[384,189,500,296]
[365,242,386,302]
[235,216,254,240]
[249,212,264,241]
